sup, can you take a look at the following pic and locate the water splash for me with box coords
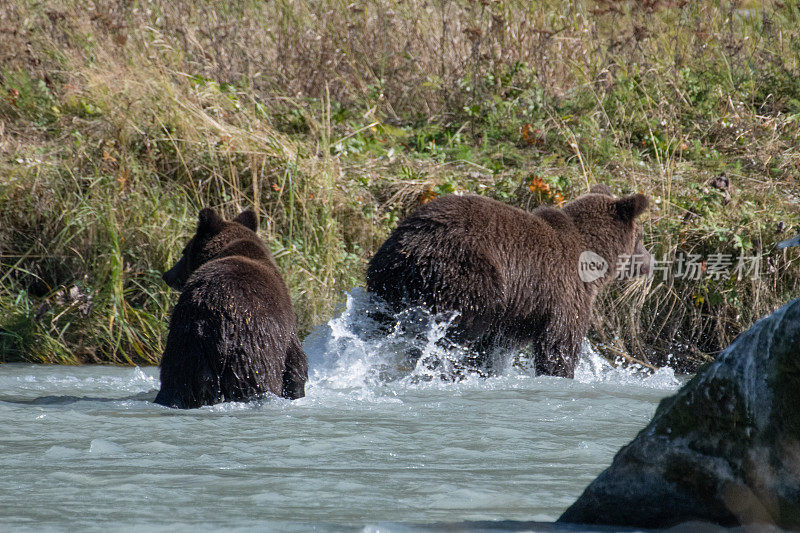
[304,288,681,393]
[574,342,681,389]
[305,288,460,386]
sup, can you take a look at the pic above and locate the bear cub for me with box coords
[155,208,307,408]
[366,185,651,378]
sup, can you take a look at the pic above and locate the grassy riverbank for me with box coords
[1,0,799,369]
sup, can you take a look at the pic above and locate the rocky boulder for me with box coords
[559,297,800,529]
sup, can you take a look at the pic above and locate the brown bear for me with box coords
[366,185,651,378]
[155,208,308,408]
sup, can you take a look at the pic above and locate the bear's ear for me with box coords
[232,210,258,232]
[614,194,649,222]
[197,208,224,234]
[590,184,613,196]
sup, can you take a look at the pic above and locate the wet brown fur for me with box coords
[155,209,307,408]
[366,186,650,378]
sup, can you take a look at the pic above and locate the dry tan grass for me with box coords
[1,0,798,366]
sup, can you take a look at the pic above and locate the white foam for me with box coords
[304,288,682,395]
[88,439,125,455]
[575,342,680,389]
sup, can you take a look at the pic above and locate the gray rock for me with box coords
[559,297,800,529]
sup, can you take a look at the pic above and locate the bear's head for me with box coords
[563,184,652,284]
[162,208,260,291]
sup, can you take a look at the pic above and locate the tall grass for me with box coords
[1,0,799,368]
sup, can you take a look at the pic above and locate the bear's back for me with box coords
[406,194,577,247]
[371,194,582,281]
[367,194,585,325]
[185,254,293,320]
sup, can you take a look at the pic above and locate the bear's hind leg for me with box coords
[533,335,581,378]
[154,387,187,409]
[282,339,308,400]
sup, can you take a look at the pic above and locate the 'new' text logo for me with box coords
[578,251,608,283]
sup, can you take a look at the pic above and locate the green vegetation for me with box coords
[1,0,799,369]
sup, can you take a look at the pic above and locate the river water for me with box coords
[0,289,686,532]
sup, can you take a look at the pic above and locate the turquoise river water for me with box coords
[0,289,710,532]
